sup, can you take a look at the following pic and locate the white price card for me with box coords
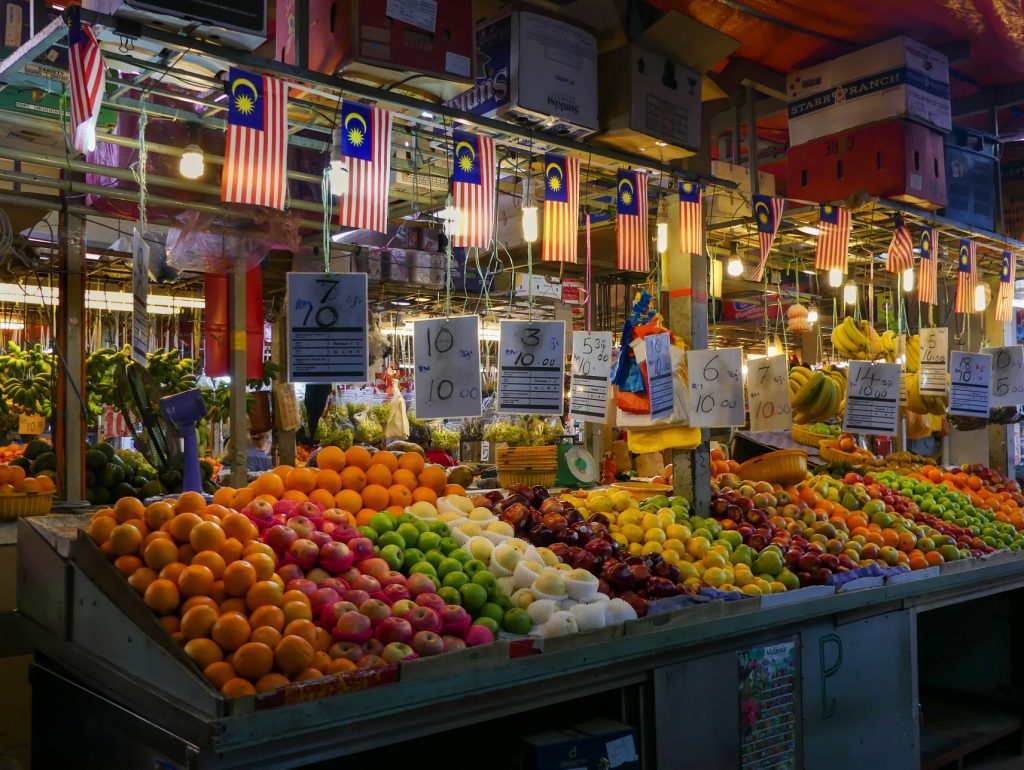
[748,355,793,432]
[919,328,949,396]
[843,361,900,435]
[498,320,566,415]
[686,348,745,427]
[569,331,612,423]
[287,273,368,384]
[948,351,991,417]
[644,333,674,420]
[987,345,1024,408]
[898,334,908,406]
[413,316,482,419]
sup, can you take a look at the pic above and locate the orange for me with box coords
[246,553,276,581]
[397,452,424,475]
[206,580,225,605]
[355,508,377,527]
[144,578,180,615]
[223,560,258,597]
[114,496,146,523]
[221,678,256,697]
[293,668,323,682]
[99,541,115,557]
[272,465,294,481]
[218,512,250,541]
[313,650,332,672]
[127,566,158,595]
[370,450,399,472]
[334,489,363,514]
[180,604,219,640]
[387,485,412,508]
[411,487,437,505]
[114,555,143,577]
[243,542,275,559]
[340,467,367,492]
[316,446,346,473]
[144,501,175,531]
[251,471,286,499]
[360,484,390,511]
[282,601,313,625]
[211,487,235,508]
[144,531,174,549]
[249,605,285,632]
[308,489,337,510]
[204,504,232,520]
[231,488,256,510]
[159,561,188,584]
[177,543,197,563]
[249,626,283,649]
[121,518,149,538]
[35,476,56,493]
[175,491,207,515]
[444,484,466,497]
[218,537,244,564]
[182,595,219,614]
[192,550,227,580]
[274,635,315,675]
[255,673,290,693]
[178,564,215,597]
[270,573,285,590]
[286,467,317,495]
[190,520,226,553]
[233,641,274,680]
[386,505,404,517]
[313,627,332,653]
[212,611,251,651]
[203,661,236,690]
[924,550,944,567]
[169,512,203,544]
[160,615,181,634]
[365,465,392,488]
[86,515,116,545]
[221,597,248,614]
[315,469,343,495]
[418,467,447,495]
[246,580,283,611]
[283,619,318,645]
[282,490,309,504]
[6,465,24,487]
[344,446,372,471]
[184,638,223,668]
[0,466,12,485]
[392,469,418,491]
[325,657,357,674]
[281,590,311,608]
[109,523,142,556]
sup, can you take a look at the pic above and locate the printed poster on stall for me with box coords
[738,642,797,770]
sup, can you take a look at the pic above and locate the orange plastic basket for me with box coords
[0,491,54,520]
[736,450,808,485]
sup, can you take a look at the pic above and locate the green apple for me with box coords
[438,537,458,555]
[479,602,504,624]
[397,513,416,526]
[409,561,437,578]
[379,544,404,571]
[428,521,450,537]
[442,571,468,589]
[423,549,444,569]
[410,518,429,534]
[448,548,472,564]
[403,548,425,566]
[463,559,488,575]
[437,558,464,578]
[471,570,497,595]
[418,531,442,552]
[357,526,378,544]
[472,616,500,635]
[460,582,488,610]
[437,586,461,605]
[503,607,531,634]
[377,531,405,549]
[369,512,396,534]
[494,594,513,611]
[396,523,420,548]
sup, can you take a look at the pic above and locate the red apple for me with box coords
[309,587,340,613]
[288,516,316,539]
[328,641,363,663]
[378,571,407,588]
[318,577,349,594]
[350,574,381,594]
[405,573,438,597]
[463,625,494,647]
[380,583,411,605]
[319,541,354,574]
[356,654,387,669]
[440,605,471,637]
[390,599,417,617]
[320,600,358,630]
[309,530,332,550]
[276,562,305,584]
[442,635,466,652]
[406,606,442,635]
[361,638,384,657]
[272,500,298,518]
[332,611,372,643]
[413,592,445,614]
[411,630,445,657]
[245,499,274,522]
[375,616,414,644]
[348,537,375,563]
[323,509,349,525]
[358,598,392,626]
[380,642,417,664]
[264,524,297,555]
[286,578,317,596]
[341,589,371,607]
[305,567,329,584]
[294,502,321,519]
[358,558,391,579]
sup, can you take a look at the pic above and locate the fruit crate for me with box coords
[736,449,808,486]
[496,446,557,488]
[0,491,54,520]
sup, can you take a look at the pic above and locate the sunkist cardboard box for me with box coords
[521,718,640,770]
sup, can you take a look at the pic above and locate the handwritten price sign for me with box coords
[413,316,482,419]
[986,345,1024,408]
[748,355,793,432]
[497,320,566,415]
[843,361,900,435]
[949,351,991,417]
[569,331,612,423]
[919,327,948,396]
[686,347,744,427]
[287,273,368,384]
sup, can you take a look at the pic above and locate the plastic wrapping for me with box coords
[167,210,301,274]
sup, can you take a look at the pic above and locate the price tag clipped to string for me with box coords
[748,355,793,432]
[985,345,1024,408]
[843,361,900,435]
[949,351,992,417]
[498,320,566,415]
[644,333,674,420]
[569,331,612,423]
[686,348,744,427]
[287,272,368,384]
[413,316,482,419]
[919,328,948,396]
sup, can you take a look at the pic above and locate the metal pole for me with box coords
[272,312,296,467]
[229,270,248,487]
[57,205,86,503]
[746,86,759,196]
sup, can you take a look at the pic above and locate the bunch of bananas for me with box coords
[831,317,883,360]
[789,365,846,423]
[905,371,947,415]
[905,334,920,373]
[0,342,54,417]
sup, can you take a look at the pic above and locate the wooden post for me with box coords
[57,205,86,502]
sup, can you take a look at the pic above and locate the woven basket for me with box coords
[497,469,558,489]
[736,450,808,485]
[791,424,829,448]
[0,491,54,520]
[819,440,874,465]
[497,446,558,488]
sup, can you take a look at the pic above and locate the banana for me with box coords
[843,316,869,351]
[793,371,826,411]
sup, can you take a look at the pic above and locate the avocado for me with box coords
[447,465,474,488]
[10,457,29,471]
[113,482,137,501]
[100,463,125,487]
[141,480,163,498]
[24,439,49,461]
[386,441,424,455]
[94,442,116,461]
[85,469,96,487]
[133,475,149,490]
[92,486,111,505]
[85,450,107,471]
[121,463,135,482]
[31,452,57,474]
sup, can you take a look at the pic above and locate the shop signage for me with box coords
[948,351,992,417]
[843,361,900,435]
[686,348,744,427]
[748,355,793,432]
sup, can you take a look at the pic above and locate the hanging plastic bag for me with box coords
[384,381,410,441]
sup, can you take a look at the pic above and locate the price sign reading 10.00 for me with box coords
[842,361,900,435]
[748,355,793,432]
[948,351,991,417]
[412,316,482,419]
[686,347,744,427]
[497,320,566,415]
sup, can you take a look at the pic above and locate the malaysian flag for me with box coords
[338,101,392,234]
[886,213,914,273]
[752,195,785,282]
[814,204,851,272]
[67,8,106,153]
[450,131,496,249]
[616,169,649,272]
[954,239,977,313]
[996,251,1015,322]
[221,68,288,210]
[541,153,579,263]
[678,181,703,254]
[918,228,937,305]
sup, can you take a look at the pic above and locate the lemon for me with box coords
[641,541,663,556]
[628,542,644,557]
[686,536,710,559]
[664,538,686,554]
[677,562,700,581]
[611,491,635,511]
[754,578,773,594]
[587,494,613,513]
[621,524,645,544]
[702,551,727,569]
[703,567,729,588]
[641,513,661,532]
[619,511,640,527]
[770,581,787,594]
[683,576,703,590]
[644,528,666,545]
[733,571,754,587]
[741,584,762,596]
[612,533,629,548]
[666,524,689,541]
[657,510,675,529]
[662,549,680,564]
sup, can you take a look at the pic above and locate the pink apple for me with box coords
[378,571,407,588]
[350,574,381,594]
[320,600,358,630]
[411,630,445,657]
[439,605,471,637]
[356,654,387,669]
[375,616,413,644]
[361,638,384,657]
[380,642,417,664]
[406,606,442,635]
[323,509,349,525]
[390,599,417,617]
[464,625,494,647]
[320,521,337,537]
[414,593,445,614]
[286,539,319,571]
[309,587,340,613]
[328,641,362,663]
[273,500,298,518]
[309,530,332,549]
[339,567,361,584]
[264,524,297,555]
[294,501,321,519]
[245,499,274,522]
[332,526,360,544]
[318,577,349,594]
[286,578,317,596]
[359,558,390,579]
[442,635,466,652]
[357,598,391,625]
[319,541,354,574]
[381,583,411,605]
[332,611,372,643]
[342,589,371,607]
[305,567,329,584]
[405,573,437,597]
[287,516,316,539]
[348,537,376,563]
[276,563,304,583]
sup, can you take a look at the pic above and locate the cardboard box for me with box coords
[787,36,950,146]
[522,718,639,770]
[944,127,998,232]
[787,119,947,208]
[597,44,702,160]
[84,0,268,50]
[709,160,776,221]
[0,0,28,54]
[446,9,598,139]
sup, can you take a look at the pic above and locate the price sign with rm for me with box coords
[986,345,1024,408]
[287,273,368,384]
[748,355,793,432]
[948,351,992,417]
[413,316,482,419]
[843,361,900,435]
[569,331,612,423]
[919,328,948,396]
[686,348,744,427]
[498,320,566,415]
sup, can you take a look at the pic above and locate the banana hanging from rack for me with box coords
[905,334,920,373]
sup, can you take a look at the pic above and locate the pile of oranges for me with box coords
[211,447,464,528]
[86,492,353,697]
[0,462,55,494]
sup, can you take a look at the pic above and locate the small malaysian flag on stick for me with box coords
[221,68,288,210]
[886,213,914,273]
[337,101,392,234]
[996,251,1015,322]
[450,131,496,249]
[541,153,579,263]
[616,170,648,272]
[752,195,785,283]
[918,228,937,305]
[67,8,106,153]
[678,181,703,254]
[814,204,850,273]
[954,239,978,313]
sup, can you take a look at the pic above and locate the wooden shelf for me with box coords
[920,693,1024,770]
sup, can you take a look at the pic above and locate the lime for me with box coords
[460,582,488,610]
[437,586,461,606]
[479,602,504,624]
[472,616,500,636]
[503,607,531,634]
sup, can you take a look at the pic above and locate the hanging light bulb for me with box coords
[765,336,778,356]
[902,267,915,291]
[828,268,843,287]
[328,158,347,192]
[179,144,205,180]
[438,205,460,236]
[656,222,668,254]
[844,281,857,305]
[806,308,819,324]
[522,205,539,243]
[727,255,744,277]
[975,283,988,311]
